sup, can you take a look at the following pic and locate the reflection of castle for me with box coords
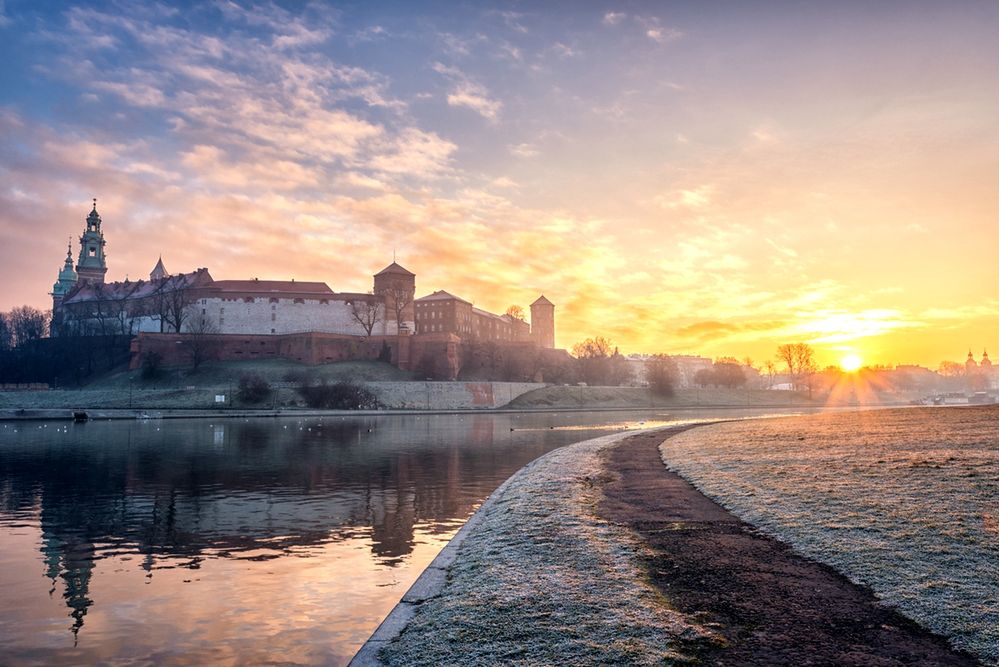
[50,202,556,375]
[0,416,578,639]
[965,350,997,391]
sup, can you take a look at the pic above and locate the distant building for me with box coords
[965,350,998,391]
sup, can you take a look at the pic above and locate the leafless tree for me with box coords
[377,284,413,333]
[505,305,526,321]
[151,281,196,333]
[182,316,221,371]
[763,359,777,388]
[349,297,382,336]
[8,305,50,347]
[646,354,678,396]
[0,312,13,351]
[777,342,818,397]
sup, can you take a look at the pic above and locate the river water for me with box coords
[0,408,794,666]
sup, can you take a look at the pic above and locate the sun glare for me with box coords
[840,354,863,372]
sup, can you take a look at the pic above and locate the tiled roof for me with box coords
[416,290,471,304]
[211,280,333,294]
[374,262,415,277]
[63,269,213,304]
[531,294,554,306]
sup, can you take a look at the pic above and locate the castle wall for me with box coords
[194,296,398,337]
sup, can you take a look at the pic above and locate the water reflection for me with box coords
[0,409,796,664]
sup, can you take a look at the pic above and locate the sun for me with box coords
[840,353,863,372]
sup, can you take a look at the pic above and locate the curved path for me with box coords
[353,426,980,666]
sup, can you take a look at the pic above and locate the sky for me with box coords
[1,0,997,368]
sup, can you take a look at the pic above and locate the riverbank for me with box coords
[356,425,978,665]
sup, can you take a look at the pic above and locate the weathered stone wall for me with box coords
[196,296,397,336]
[369,381,544,409]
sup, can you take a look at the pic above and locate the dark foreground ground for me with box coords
[600,430,981,666]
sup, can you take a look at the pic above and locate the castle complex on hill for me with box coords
[50,201,557,377]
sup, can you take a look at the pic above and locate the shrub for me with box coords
[140,351,163,380]
[238,373,272,404]
[283,368,309,384]
[296,380,378,410]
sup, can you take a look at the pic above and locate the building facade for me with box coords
[52,201,557,365]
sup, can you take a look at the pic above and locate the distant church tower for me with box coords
[150,256,169,281]
[50,239,78,310]
[75,199,108,284]
[530,295,555,349]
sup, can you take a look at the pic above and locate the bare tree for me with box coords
[572,337,617,386]
[349,297,382,336]
[0,312,13,351]
[763,359,777,389]
[777,342,818,397]
[8,306,49,347]
[505,305,526,321]
[152,282,195,333]
[182,316,221,371]
[378,284,413,333]
[646,354,678,396]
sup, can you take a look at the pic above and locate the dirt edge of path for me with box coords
[598,429,982,666]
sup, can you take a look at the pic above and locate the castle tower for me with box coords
[75,199,108,284]
[150,256,169,281]
[530,295,555,349]
[373,261,416,334]
[51,239,78,310]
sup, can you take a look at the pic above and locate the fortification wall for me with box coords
[370,381,543,409]
[198,297,396,336]
[130,331,464,378]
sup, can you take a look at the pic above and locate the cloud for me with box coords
[432,62,502,121]
[509,142,539,158]
[602,12,626,26]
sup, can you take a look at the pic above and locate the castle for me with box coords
[50,201,557,378]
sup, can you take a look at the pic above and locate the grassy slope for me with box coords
[0,359,412,410]
[506,385,821,409]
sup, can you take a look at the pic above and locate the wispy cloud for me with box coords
[432,62,502,121]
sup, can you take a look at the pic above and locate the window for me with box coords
[244,297,254,303]
[220,308,225,315]
[320,299,329,305]
[271,313,276,321]
[271,328,276,334]
[293,298,304,304]
[269,297,279,304]
[88,247,96,257]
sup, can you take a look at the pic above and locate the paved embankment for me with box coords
[354,426,979,666]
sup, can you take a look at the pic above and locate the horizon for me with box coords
[2,2,997,368]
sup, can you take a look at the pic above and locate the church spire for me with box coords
[150,255,169,281]
[76,198,108,284]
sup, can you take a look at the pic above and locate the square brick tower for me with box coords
[530,295,555,349]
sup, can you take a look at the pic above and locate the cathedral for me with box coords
[50,201,556,375]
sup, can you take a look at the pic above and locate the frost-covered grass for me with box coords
[379,430,713,666]
[660,406,999,665]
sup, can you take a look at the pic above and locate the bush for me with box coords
[296,380,378,410]
[238,373,272,404]
[140,351,163,380]
[283,368,309,384]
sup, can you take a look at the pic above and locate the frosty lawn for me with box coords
[376,428,712,666]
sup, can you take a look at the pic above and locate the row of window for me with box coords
[213,297,325,305]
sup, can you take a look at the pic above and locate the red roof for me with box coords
[375,262,415,277]
[416,290,471,304]
[211,280,333,294]
[531,294,554,306]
